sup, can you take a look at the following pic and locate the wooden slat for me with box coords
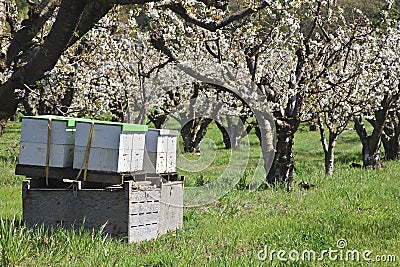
[129,223,158,243]
[16,164,180,186]
[130,201,160,215]
[22,180,130,238]
[158,181,184,235]
[16,164,142,185]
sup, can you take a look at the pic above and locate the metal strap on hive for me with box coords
[75,122,94,181]
[45,119,52,186]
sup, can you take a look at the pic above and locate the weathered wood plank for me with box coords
[130,201,160,215]
[158,181,184,235]
[15,164,156,185]
[129,223,158,243]
[23,180,182,243]
[23,180,130,237]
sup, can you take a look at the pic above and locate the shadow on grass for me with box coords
[338,135,360,145]
[335,151,361,165]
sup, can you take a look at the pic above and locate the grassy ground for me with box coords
[0,121,399,266]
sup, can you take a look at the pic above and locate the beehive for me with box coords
[143,129,178,173]
[73,121,148,173]
[19,115,78,168]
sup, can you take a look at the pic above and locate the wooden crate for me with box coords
[22,179,183,243]
[158,181,184,235]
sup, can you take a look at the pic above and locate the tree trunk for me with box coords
[354,95,400,168]
[215,116,253,149]
[264,44,305,188]
[318,120,339,176]
[0,119,6,138]
[354,117,383,169]
[361,142,382,169]
[382,136,400,161]
[266,119,297,188]
[181,118,213,153]
[382,112,400,161]
[265,90,302,188]
[215,120,232,149]
[309,122,318,131]
[148,108,167,129]
[324,135,337,176]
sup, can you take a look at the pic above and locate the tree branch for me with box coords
[166,1,271,32]
[143,59,172,78]
[0,0,88,118]
[95,0,161,4]
[6,0,60,66]
[318,117,328,154]
[205,39,220,60]
[354,116,368,147]
[66,1,113,47]
[198,0,228,10]
[150,33,178,61]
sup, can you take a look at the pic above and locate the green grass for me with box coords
[0,122,21,185]
[1,121,400,266]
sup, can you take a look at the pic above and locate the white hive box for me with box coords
[73,121,148,173]
[166,136,177,173]
[143,129,178,173]
[19,115,79,168]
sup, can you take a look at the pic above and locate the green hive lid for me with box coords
[121,122,148,132]
[78,120,148,132]
[67,118,93,127]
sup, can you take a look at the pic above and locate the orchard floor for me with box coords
[0,121,399,266]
